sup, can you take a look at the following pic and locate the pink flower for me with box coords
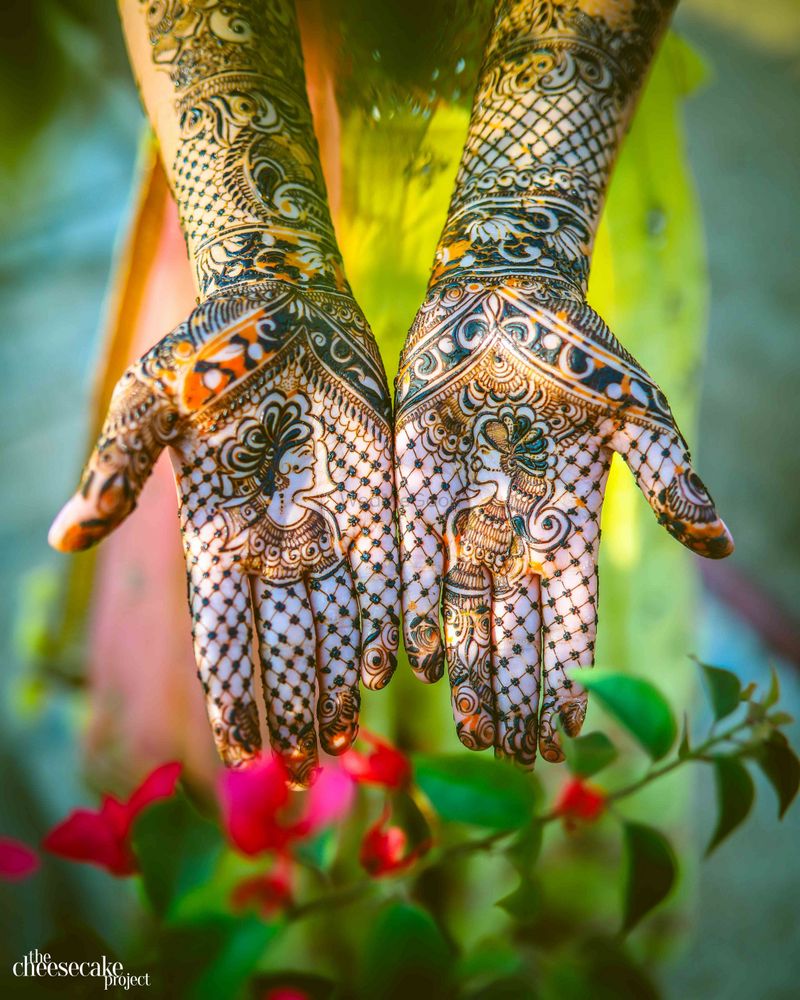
[0,838,39,881]
[43,762,182,876]
[553,778,607,829]
[263,990,309,1000]
[359,805,431,877]
[220,755,354,856]
[340,731,412,790]
[231,855,293,918]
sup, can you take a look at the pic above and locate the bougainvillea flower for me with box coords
[263,990,309,1000]
[340,730,412,790]
[231,854,293,918]
[359,805,431,877]
[0,838,40,881]
[43,762,182,876]
[220,755,354,856]
[553,778,607,829]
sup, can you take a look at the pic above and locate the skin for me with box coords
[395,0,734,766]
[49,0,399,786]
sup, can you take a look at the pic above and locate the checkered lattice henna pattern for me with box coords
[51,283,399,785]
[396,0,733,767]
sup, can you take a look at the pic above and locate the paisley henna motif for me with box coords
[396,0,733,768]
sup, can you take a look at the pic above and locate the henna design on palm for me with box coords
[51,284,399,786]
[396,0,732,767]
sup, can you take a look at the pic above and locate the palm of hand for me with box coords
[51,281,399,785]
[395,279,732,766]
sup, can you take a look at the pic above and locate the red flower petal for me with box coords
[553,778,607,825]
[220,755,292,855]
[292,767,354,838]
[125,762,182,825]
[0,838,39,880]
[359,805,430,877]
[231,856,293,918]
[43,810,136,876]
[341,731,411,790]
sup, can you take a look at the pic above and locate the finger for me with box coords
[251,576,318,787]
[443,564,496,751]
[187,553,261,768]
[349,486,400,692]
[611,419,734,559]
[396,437,446,682]
[308,562,362,756]
[539,559,598,763]
[491,575,542,768]
[49,369,178,552]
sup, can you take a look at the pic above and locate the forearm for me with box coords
[119,0,345,299]
[431,0,678,298]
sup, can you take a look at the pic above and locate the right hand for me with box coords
[50,280,400,786]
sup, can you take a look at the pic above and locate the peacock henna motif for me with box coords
[396,0,733,769]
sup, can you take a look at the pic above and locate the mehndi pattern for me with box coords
[396,0,733,767]
[51,0,399,786]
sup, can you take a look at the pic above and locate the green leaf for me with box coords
[496,874,541,925]
[764,666,781,708]
[563,731,618,777]
[768,711,794,727]
[706,756,755,855]
[754,732,800,819]
[414,754,536,830]
[293,826,337,872]
[621,822,678,933]
[159,915,277,1000]
[358,902,454,1000]
[572,671,677,761]
[505,821,543,876]
[698,662,741,721]
[132,793,223,919]
[465,975,538,1000]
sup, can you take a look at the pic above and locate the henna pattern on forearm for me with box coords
[141,0,346,298]
[52,0,400,786]
[396,0,733,767]
[431,0,676,297]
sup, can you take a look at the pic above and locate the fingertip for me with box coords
[668,514,735,560]
[539,699,586,764]
[404,614,445,683]
[361,648,397,691]
[410,657,444,684]
[48,495,102,552]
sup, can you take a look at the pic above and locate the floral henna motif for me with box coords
[48,0,400,786]
[52,282,400,784]
[140,0,347,297]
[396,0,733,769]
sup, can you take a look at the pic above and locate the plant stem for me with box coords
[605,713,752,804]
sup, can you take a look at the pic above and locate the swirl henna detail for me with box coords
[396,0,733,768]
[52,284,399,784]
[50,0,399,786]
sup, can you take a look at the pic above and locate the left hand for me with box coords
[395,278,733,766]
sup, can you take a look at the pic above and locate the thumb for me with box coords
[610,416,734,560]
[48,369,179,552]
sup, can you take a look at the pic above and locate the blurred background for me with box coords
[0,0,798,996]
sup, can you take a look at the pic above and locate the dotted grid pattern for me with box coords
[396,285,731,768]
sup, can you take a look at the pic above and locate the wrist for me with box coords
[189,221,348,301]
[430,191,593,300]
